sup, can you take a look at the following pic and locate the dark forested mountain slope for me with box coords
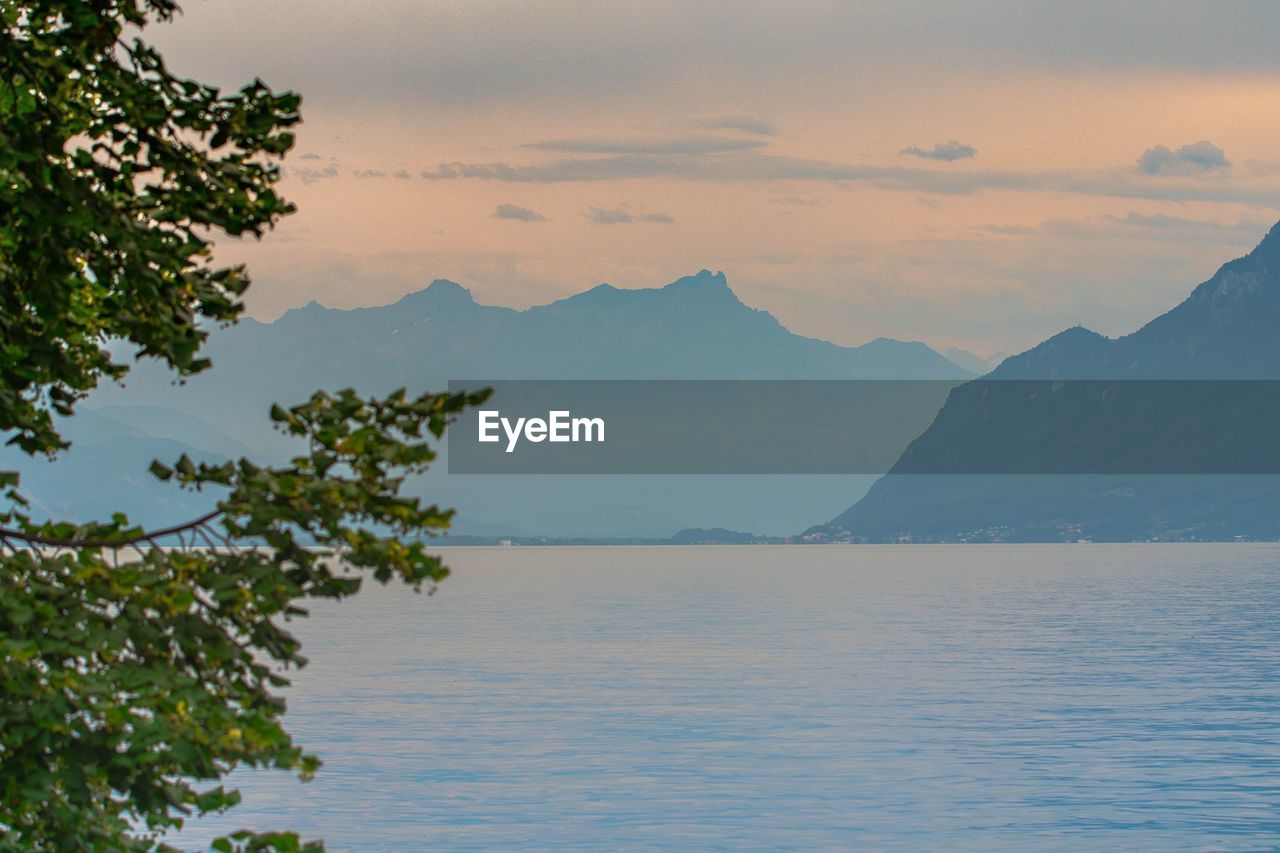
[817,220,1280,542]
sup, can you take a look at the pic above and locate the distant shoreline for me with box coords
[439,533,1280,547]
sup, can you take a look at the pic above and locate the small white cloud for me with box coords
[291,164,338,185]
[586,207,672,224]
[494,203,547,222]
[587,207,632,224]
[901,140,977,161]
[1135,140,1229,175]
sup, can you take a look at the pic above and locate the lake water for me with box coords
[181,545,1280,850]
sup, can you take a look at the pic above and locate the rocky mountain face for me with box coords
[991,221,1280,380]
[815,220,1280,542]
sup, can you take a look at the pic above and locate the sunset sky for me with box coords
[152,1,1280,355]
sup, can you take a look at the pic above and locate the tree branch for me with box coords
[0,509,223,549]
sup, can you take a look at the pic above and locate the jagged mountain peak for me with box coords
[1022,325,1111,359]
[665,269,729,289]
[662,270,738,305]
[990,326,1109,378]
[395,278,476,307]
[273,279,478,324]
[279,298,325,317]
[541,270,745,314]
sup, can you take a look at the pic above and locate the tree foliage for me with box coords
[0,2,486,847]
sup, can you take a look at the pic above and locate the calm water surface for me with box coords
[182,545,1280,850]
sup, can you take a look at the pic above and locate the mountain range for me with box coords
[23,216,1280,544]
[8,271,970,537]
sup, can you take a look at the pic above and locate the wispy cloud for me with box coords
[586,207,673,224]
[494,203,547,222]
[1106,212,1217,229]
[353,169,386,179]
[979,223,1037,236]
[769,195,829,207]
[417,151,1280,206]
[979,213,1267,245]
[289,164,339,185]
[1135,141,1229,176]
[525,137,766,155]
[688,113,777,136]
[421,158,669,182]
[587,207,633,224]
[1103,211,1266,241]
[901,140,977,161]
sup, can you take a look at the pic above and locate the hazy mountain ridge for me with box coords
[942,347,1005,375]
[1,408,229,528]
[19,271,965,536]
[96,270,968,459]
